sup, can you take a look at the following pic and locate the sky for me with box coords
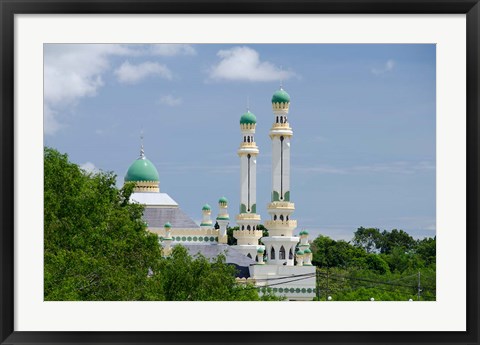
[44,43,436,241]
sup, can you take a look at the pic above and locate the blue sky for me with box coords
[44,44,436,241]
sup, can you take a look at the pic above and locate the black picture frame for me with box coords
[1,1,479,344]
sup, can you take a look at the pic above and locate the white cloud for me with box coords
[114,61,172,84]
[44,44,138,135]
[80,162,98,174]
[371,59,396,75]
[208,46,295,82]
[158,94,182,107]
[150,44,196,56]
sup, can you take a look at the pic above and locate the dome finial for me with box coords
[140,129,145,159]
[280,65,284,89]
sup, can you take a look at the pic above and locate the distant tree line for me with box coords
[311,227,436,301]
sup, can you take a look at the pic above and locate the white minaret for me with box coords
[262,87,299,266]
[216,197,229,244]
[249,86,317,301]
[200,204,213,229]
[234,108,263,259]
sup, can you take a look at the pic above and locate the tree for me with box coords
[414,236,436,266]
[380,229,415,254]
[352,227,382,253]
[44,147,162,300]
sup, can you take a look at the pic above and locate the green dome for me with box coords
[164,222,172,228]
[304,248,312,254]
[271,88,290,104]
[303,229,309,235]
[257,247,265,253]
[202,204,211,211]
[218,196,228,204]
[296,250,305,255]
[240,110,256,125]
[124,157,159,182]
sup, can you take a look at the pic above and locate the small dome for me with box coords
[304,248,312,254]
[218,196,228,204]
[202,204,211,211]
[164,222,172,228]
[257,247,265,254]
[271,88,290,104]
[240,110,256,125]
[296,250,305,256]
[124,157,159,182]
[303,229,309,235]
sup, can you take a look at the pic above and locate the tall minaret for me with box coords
[234,108,263,259]
[262,86,299,266]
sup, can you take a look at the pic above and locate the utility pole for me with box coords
[417,271,421,301]
[326,267,330,301]
[316,267,321,301]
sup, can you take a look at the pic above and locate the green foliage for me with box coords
[44,147,161,300]
[380,229,416,254]
[312,228,436,301]
[227,226,238,245]
[352,227,383,253]
[153,246,267,301]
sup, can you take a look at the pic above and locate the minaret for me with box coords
[200,204,213,229]
[234,108,263,259]
[262,86,299,266]
[216,196,229,244]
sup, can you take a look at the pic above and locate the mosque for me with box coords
[123,87,317,300]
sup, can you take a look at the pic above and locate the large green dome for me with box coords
[124,157,159,182]
[272,88,290,104]
[240,110,256,125]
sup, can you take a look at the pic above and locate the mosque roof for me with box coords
[130,192,178,206]
[142,207,200,228]
[182,243,255,278]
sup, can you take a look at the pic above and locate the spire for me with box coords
[280,65,284,90]
[139,130,145,159]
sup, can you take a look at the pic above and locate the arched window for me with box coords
[253,226,256,230]
[286,216,289,221]
[247,253,252,259]
[247,225,251,230]
[247,136,250,143]
[270,247,275,260]
[242,225,245,230]
[280,246,286,260]
[280,116,284,123]
[289,248,293,259]
[274,215,277,220]
[244,136,246,142]
[276,116,279,123]
[280,215,284,221]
